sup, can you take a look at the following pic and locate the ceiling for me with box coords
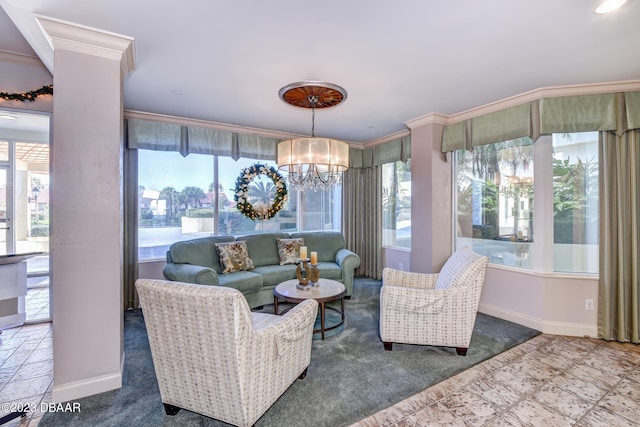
[1,0,639,144]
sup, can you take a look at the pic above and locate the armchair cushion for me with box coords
[382,268,438,290]
[215,240,255,273]
[434,247,489,290]
[381,285,451,314]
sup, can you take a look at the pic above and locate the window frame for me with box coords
[454,134,599,277]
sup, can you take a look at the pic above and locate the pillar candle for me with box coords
[300,246,308,259]
[310,251,318,265]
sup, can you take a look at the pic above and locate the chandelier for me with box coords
[277,81,349,191]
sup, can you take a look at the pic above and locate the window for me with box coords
[137,150,341,260]
[456,139,534,268]
[552,132,599,273]
[382,159,411,249]
[455,132,599,274]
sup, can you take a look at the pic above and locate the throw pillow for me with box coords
[214,241,255,274]
[276,238,305,265]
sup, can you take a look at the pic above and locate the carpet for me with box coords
[40,277,540,427]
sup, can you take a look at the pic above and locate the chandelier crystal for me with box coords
[277,81,349,191]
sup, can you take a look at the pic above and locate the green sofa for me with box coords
[162,231,361,308]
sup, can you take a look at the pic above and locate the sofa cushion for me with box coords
[276,238,305,265]
[238,232,290,267]
[169,236,235,273]
[315,262,342,280]
[215,241,255,274]
[289,231,344,262]
[217,271,264,292]
[252,265,298,286]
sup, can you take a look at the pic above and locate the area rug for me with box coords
[40,277,540,427]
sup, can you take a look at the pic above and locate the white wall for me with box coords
[480,266,598,337]
[408,121,452,273]
[381,247,411,272]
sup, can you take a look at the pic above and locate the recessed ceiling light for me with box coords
[172,90,183,95]
[0,114,17,120]
[595,0,626,14]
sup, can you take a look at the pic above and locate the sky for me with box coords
[138,150,280,197]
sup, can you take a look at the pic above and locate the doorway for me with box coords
[0,111,51,324]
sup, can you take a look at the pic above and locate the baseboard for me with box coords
[51,354,124,403]
[478,303,598,338]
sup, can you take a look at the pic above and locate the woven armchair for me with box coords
[136,278,318,427]
[379,248,489,355]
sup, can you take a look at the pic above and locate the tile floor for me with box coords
[0,321,52,427]
[351,334,640,426]
[1,324,639,427]
[25,286,50,324]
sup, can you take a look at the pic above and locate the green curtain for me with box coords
[123,123,139,310]
[441,92,640,152]
[127,118,278,160]
[342,166,382,279]
[442,120,468,152]
[599,129,640,343]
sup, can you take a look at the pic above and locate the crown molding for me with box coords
[35,15,135,75]
[0,50,45,68]
[362,129,411,148]
[405,80,640,128]
[404,112,449,130]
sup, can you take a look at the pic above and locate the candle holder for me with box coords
[308,263,320,286]
[296,258,311,290]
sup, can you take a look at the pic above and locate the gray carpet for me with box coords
[40,277,540,427]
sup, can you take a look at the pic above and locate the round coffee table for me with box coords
[274,278,346,340]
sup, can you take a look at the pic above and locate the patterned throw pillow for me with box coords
[214,241,255,274]
[276,238,305,265]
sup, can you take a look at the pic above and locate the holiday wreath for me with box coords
[234,163,288,221]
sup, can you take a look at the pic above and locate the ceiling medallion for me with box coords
[277,81,349,191]
[279,81,347,109]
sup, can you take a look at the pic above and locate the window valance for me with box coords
[126,118,278,160]
[350,135,411,169]
[441,91,640,152]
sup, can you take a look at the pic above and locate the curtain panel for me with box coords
[441,91,640,152]
[343,136,408,279]
[342,167,382,279]
[123,121,140,310]
[599,129,640,344]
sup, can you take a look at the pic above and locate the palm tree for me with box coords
[458,138,534,238]
[160,186,178,225]
[249,179,275,205]
[181,186,205,209]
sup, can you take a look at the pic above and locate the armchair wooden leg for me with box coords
[298,367,308,379]
[383,341,393,351]
[163,403,181,415]
[455,347,468,356]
